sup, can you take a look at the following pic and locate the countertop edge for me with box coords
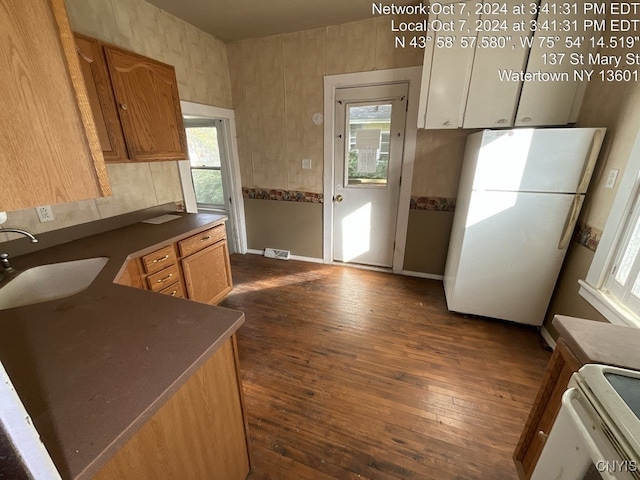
[0,213,247,480]
[553,315,640,369]
[77,313,245,480]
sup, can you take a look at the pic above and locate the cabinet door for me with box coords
[74,34,128,162]
[182,241,233,305]
[104,46,188,162]
[515,2,602,126]
[422,1,479,129]
[513,338,581,478]
[463,1,534,128]
[0,0,111,211]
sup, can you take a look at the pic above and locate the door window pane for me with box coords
[346,104,391,186]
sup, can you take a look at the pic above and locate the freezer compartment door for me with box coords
[473,128,605,193]
[444,191,578,325]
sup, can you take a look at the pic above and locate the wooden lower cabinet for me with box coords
[182,240,233,305]
[114,222,233,305]
[93,335,250,480]
[513,338,581,478]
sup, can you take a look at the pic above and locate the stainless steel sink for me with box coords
[0,257,109,310]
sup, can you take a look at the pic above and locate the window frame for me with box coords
[178,101,247,255]
[184,119,226,211]
[580,131,640,328]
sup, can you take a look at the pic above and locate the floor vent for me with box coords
[264,248,290,260]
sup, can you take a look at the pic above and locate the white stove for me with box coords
[532,364,640,479]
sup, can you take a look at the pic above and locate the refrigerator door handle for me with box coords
[577,129,606,194]
[558,194,584,250]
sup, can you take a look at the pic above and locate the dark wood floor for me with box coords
[219,255,551,480]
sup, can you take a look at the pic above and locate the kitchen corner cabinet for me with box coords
[0,0,111,212]
[513,338,581,479]
[74,34,188,163]
[93,334,251,480]
[116,222,233,305]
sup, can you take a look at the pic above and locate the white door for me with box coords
[333,84,408,268]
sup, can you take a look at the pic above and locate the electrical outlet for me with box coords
[605,169,619,189]
[302,158,312,170]
[36,205,54,223]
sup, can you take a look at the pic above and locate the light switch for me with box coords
[302,158,312,170]
[605,169,619,189]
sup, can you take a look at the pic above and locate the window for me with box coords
[184,119,226,210]
[580,131,640,328]
[603,184,640,317]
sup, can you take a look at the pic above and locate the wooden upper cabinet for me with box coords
[74,34,128,162]
[0,0,111,211]
[104,46,188,162]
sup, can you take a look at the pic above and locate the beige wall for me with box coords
[404,210,455,275]
[1,0,231,242]
[544,39,640,335]
[411,129,474,198]
[244,200,323,258]
[227,15,424,193]
[228,14,471,270]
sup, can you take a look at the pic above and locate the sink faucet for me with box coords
[1,228,39,274]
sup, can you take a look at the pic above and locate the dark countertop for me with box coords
[0,213,245,480]
[553,315,640,370]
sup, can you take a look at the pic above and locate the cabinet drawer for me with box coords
[158,281,185,299]
[147,264,181,292]
[141,245,176,274]
[178,225,226,257]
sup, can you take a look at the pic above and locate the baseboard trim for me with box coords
[540,325,557,350]
[246,251,445,277]
[246,249,324,264]
[401,270,444,281]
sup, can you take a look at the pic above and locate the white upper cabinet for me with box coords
[515,2,603,126]
[418,0,601,129]
[419,0,478,129]
[463,1,534,128]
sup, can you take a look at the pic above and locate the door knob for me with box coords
[334,194,343,202]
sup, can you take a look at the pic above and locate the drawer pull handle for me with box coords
[156,273,173,283]
[201,235,212,241]
[152,254,170,263]
[170,290,178,296]
[120,103,128,111]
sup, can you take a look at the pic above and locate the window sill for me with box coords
[578,280,640,328]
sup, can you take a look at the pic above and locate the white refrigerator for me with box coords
[443,128,606,326]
